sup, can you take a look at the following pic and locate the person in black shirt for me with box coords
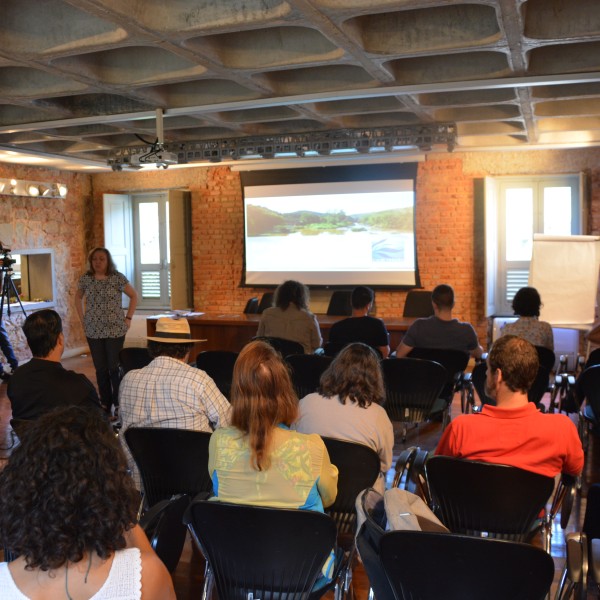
[8,309,102,421]
[328,286,390,358]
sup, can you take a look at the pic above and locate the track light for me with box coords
[0,178,67,199]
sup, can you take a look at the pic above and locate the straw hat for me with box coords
[147,317,205,343]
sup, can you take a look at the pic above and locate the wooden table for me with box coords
[147,313,415,354]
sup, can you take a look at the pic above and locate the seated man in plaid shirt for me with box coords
[119,316,231,488]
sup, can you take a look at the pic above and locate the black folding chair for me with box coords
[140,493,191,572]
[402,290,434,317]
[124,427,212,508]
[257,292,274,314]
[381,357,447,442]
[326,291,352,316]
[195,350,238,398]
[243,297,259,313]
[380,531,554,600]
[322,437,380,598]
[556,483,600,599]
[286,353,332,398]
[407,347,470,426]
[184,499,344,600]
[426,456,572,552]
[252,335,304,357]
[119,347,152,377]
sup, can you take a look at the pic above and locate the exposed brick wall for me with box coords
[6,147,600,357]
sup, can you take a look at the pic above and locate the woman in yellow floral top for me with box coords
[208,340,338,512]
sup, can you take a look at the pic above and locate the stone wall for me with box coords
[0,164,92,361]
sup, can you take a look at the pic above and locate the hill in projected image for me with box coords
[247,204,412,262]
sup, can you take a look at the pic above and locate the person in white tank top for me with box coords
[0,407,175,600]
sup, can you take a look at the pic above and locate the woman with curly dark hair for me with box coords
[293,342,393,492]
[502,286,554,350]
[0,407,175,600]
[256,279,322,353]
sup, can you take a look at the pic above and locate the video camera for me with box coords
[0,242,16,269]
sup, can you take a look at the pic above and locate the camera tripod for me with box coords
[1,262,25,317]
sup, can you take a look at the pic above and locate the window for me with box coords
[133,194,171,307]
[485,175,583,316]
[103,191,192,311]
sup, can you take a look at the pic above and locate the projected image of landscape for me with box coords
[243,178,418,287]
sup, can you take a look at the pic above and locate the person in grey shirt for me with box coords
[396,284,483,359]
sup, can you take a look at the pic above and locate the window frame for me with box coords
[485,174,584,317]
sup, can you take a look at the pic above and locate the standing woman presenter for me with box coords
[76,247,138,420]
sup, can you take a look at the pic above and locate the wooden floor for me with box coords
[1,352,599,599]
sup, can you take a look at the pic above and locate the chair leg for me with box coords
[554,566,569,600]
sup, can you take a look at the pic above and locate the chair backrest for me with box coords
[184,500,337,600]
[243,297,259,313]
[525,345,556,407]
[257,292,274,313]
[321,437,380,537]
[326,290,352,316]
[402,290,434,317]
[426,456,555,541]
[583,483,600,539]
[578,364,600,418]
[381,358,447,423]
[286,353,332,398]
[536,345,556,372]
[119,347,152,376]
[252,336,304,357]
[585,347,600,369]
[380,531,555,600]
[322,340,348,358]
[407,347,470,401]
[195,350,238,398]
[140,494,191,572]
[124,427,213,507]
[470,361,495,406]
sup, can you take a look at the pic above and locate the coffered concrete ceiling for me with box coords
[0,0,599,171]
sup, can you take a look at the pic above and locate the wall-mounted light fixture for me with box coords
[0,178,67,199]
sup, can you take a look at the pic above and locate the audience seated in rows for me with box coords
[119,317,231,488]
[328,286,390,358]
[293,343,393,493]
[0,407,175,599]
[396,284,483,359]
[501,286,554,351]
[8,309,102,421]
[256,280,322,354]
[435,335,584,478]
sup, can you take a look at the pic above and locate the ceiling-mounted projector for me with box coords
[130,150,179,169]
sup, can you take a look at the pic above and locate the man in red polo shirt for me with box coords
[436,334,583,478]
